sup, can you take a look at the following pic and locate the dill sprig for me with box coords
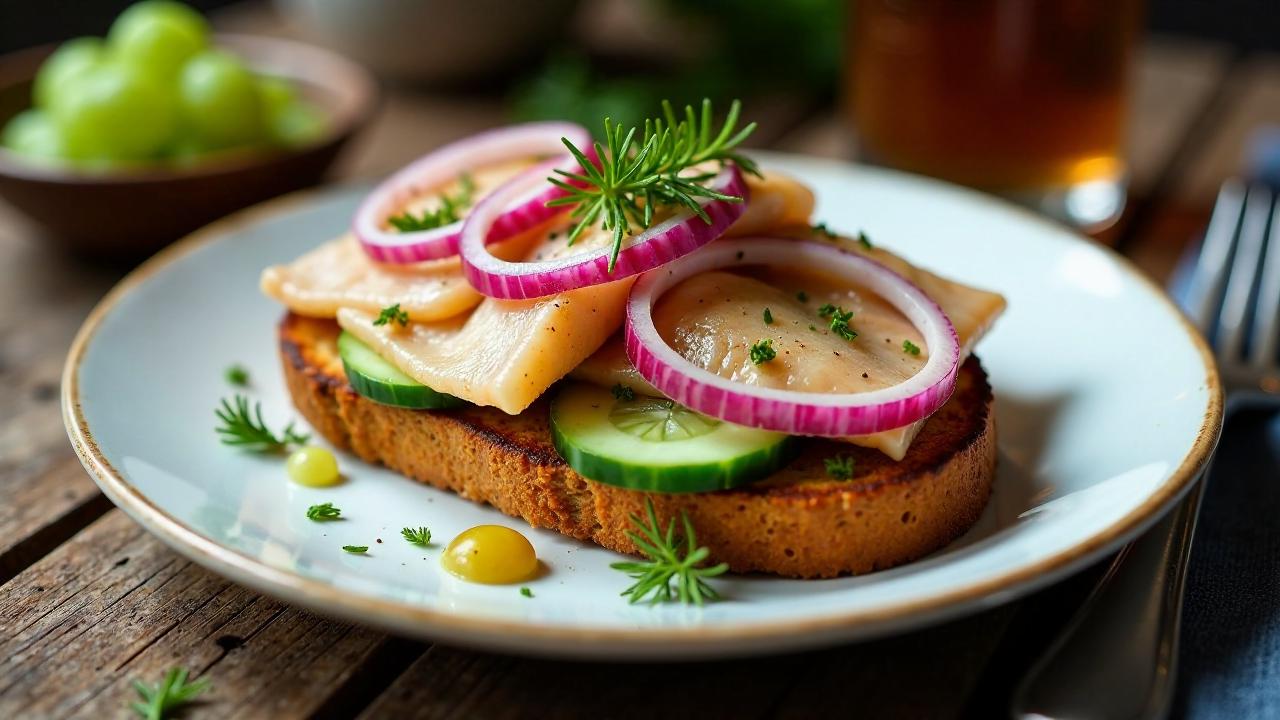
[610,499,728,606]
[547,98,759,271]
[387,174,475,232]
[401,526,432,546]
[373,303,409,327]
[215,395,309,453]
[131,667,209,720]
[306,503,341,521]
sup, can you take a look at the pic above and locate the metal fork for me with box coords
[1011,179,1280,719]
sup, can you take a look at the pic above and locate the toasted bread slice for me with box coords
[280,313,996,578]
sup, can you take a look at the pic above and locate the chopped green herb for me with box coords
[386,173,475,232]
[857,231,874,249]
[762,307,774,325]
[401,526,432,546]
[611,383,636,401]
[825,306,857,341]
[225,364,249,387]
[824,454,855,480]
[306,502,341,521]
[749,338,776,365]
[520,587,534,598]
[342,545,369,554]
[546,99,758,272]
[812,221,837,239]
[131,667,209,720]
[795,291,809,303]
[817,303,837,317]
[215,395,309,453]
[610,498,728,605]
[903,340,921,356]
[373,303,409,327]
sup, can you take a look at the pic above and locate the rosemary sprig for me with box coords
[215,395,309,453]
[387,173,475,232]
[131,667,209,720]
[547,98,759,271]
[610,499,728,605]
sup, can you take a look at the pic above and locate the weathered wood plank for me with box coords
[357,606,1015,720]
[0,510,421,719]
[0,454,110,584]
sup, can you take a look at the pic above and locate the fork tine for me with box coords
[1187,179,1245,333]
[1218,184,1272,357]
[1250,194,1280,368]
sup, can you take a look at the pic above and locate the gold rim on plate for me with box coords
[61,172,1225,656]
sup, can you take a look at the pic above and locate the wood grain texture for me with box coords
[0,510,419,720]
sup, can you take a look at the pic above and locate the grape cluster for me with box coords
[1,1,325,168]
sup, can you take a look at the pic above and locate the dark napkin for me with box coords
[1174,401,1280,718]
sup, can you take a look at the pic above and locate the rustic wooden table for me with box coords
[2,8,1277,718]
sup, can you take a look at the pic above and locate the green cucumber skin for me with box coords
[551,428,797,493]
[549,383,798,493]
[341,360,465,409]
[338,332,465,410]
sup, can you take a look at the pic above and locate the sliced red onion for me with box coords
[625,239,961,436]
[459,161,747,299]
[353,122,592,264]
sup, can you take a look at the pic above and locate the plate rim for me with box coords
[62,160,1225,657]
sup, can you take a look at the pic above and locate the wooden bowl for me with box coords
[0,34,378,259]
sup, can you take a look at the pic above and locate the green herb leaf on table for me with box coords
[824,454,855,480]
[342,545,369,554]
[546,98,758,272]
[610,499,728,605]
[131,667,209,720]
[224,364,249,387]
[373,303,410,327]
[215,395,309,453]
[386,173,475,232]
[520,587,534,598]
[749,338,776,365]
[401,526,432,546]
[306,502,341,521]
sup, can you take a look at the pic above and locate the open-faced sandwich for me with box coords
[260,101,1006,581]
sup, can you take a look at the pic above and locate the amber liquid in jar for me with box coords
[850,0,1142,207]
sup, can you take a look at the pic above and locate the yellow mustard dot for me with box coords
[286,446,340,487]
[442,525,538,584]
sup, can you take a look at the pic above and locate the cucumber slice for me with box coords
[337,331,464,409]
[550,382,796,493]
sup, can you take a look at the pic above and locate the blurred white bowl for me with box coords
[275,0,579,84]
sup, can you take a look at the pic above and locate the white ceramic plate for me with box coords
[64,154,1222,660]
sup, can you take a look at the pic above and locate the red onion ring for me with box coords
[625,238,961,436]
[459,161,748,299]
[353,122,592,264]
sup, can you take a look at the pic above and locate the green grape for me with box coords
[2,109,65,160]
[271,100,327,147]
[50,62,177,161]
[33,37,106,111]
[255,75,296,119]
[179,51,264,148]
[108,0,208,80]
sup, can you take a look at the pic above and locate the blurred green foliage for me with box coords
[511,0,842,134]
